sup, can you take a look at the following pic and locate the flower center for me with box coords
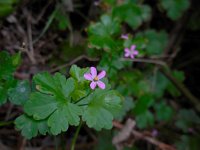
[94,76,99,81]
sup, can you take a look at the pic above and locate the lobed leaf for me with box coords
[15,115,49,139]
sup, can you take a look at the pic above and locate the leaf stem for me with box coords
[71,121,82,150]
[0,121,13,127]
[74,92,91,104]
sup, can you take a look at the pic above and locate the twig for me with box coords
[159,67,200,112]
[33,0,53,23]
[164,14,188,56]
[121,58,167,66]
[5,103,14,121]
[122,57,200,112]
[17,137,26,150]
[27,13,36,64]
[113,120,176,150]
[50,55,99,73]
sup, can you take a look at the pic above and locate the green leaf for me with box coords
[160,0,190,20]
[48,103,82,135]
[34,72,75,100]
[0,77,17,105]
[89,36,118,50]
[154,101,173,121]
[135,30,168,55]
[88,15,120,50]
[88,15,120,37]
[15,114,49,139]
[0,51,20,105]
[8,80,31,105]
[135,110,154,129]
[166,70,185,97]
[80,90,122,130]
[24,92,58,120]
[69,65,89,101]
[152,71,169,98]
[47,106,69,135]
[114,96,134,121]
[0,51,16,79]
[12,52,21,67]
[0,0,19,18]
[55,9,69,30]
[69,65,88,82]
[133,94,154,115]
[24,71,83,135]
[175,109,200,132]
[112,3,151,29]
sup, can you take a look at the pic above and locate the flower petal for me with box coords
[97,70,106,79]
[90,81,97,90]
[130,54,135,59]
[90,67,97,78]
[97,81,105,89]
[124,48,130,53]
[84,73,93,81]
[124,48,130,57]
[125,52,130,57]
[133,50,139,55]
[121,34,128,40]
[130,45,136,51]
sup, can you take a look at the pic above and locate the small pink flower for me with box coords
[124,45,139,59]
[84,67,106,90]
[121,34,129,40]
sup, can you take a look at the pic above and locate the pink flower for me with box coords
[121,34,129,40]
[84,67,106,90]
[124,45,139,59]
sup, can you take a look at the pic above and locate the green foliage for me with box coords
[0,0,196,147]
[154,101,174,121]
[133,94,154,115]
[160,0,190,20]
[0,0,19,18]
[135,30,168,55]
[112,3,151,29]
[0,51,21,105]
[15,115,49,139]
[176,135,200,150]
[24,72,82,135]
[115,96,134,120]
[95,131,115,150]
[55,9,69,30]
[175,109,200,132]
[78,89,121,130]
[88,15,120,50]
[0,51,19,79]
[166,70,185,97]
[8,80,31,105]
[136,110,154,129]
[13,65,122,139]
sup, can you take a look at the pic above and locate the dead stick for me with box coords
[113,120,176,150]
[121,57,200,112]
[121,58,167,66]
[160,67,200,112]
[50,55,99,73]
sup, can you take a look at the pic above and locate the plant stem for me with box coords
[74,93,91,104]
[71,121,82,150]
[160,67,200,112]
[0,121,13,126]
